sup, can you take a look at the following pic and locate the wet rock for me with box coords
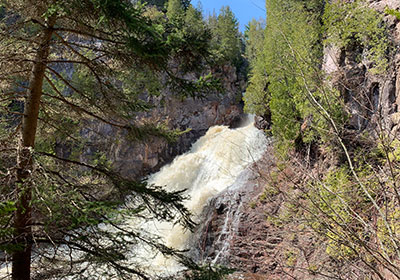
[216,202,226,214]
[254,115,270,131]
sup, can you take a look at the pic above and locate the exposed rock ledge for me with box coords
[70,65,244,180]
[191,145,276,279]
[192,146,333,280]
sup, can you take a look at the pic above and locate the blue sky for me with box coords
[193,0,266,32]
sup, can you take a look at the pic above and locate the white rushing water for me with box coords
[138,115,268,276]
[0,115,268,279]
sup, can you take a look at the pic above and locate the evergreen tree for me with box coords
[0,0,216,279]
[185,4,206,35]
[244,18,266,67]
[243,18,268,117]
[144,0,189,10]
[208,6,241,65]
[180,4,211,71]
[165,1,212,75]
[243,56,269,117]
[166,0,184,23]
[206,10,218,29]
[260,0,333,153]
[145,0,168,9]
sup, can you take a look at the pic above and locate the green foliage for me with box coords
[285,249,298,267]
[244,18,265,67]
[385,7,400,20]
[377,137,400,162]
[245,0,349,156]
[243,49,269,116]
[246,0,388,155]
[168,72,222,99]
[301,165,385,265]
[243,18,269,116]
[166,0,184,23]
[166,3,212,74]
[145,0,168,9]
[161,0,190,10]
[126,122,191,143]
[183,265,234,280]
[377,201,400,257]
[0,0,222,278]
[0,201,16,252]
[208,6,242,66]
[263,0,329,154]
[184,4,209,40]
[324,0,389,74]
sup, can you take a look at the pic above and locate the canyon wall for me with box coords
[324,0,400,134]
[74,65,244,179]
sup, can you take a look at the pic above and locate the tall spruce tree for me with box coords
[166,0,184,23]
[208,6,241,65]
[0,0,216,279]
[244,18,265,67]
[243,18,268,117]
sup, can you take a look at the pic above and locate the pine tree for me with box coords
[0,0,215,279]
[166,0,184,23]
[244,18,266,67]
[208,6,241,65]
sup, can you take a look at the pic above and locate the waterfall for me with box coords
[138,114,268,276]
[0,115,268,279]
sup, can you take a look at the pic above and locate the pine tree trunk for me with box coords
[12,17,55,280]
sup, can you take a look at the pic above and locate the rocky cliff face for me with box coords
[324,0,400,135]
[195,147,373,280]
[76,65,243,179]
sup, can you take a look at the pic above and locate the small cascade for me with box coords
[190,168,263,267]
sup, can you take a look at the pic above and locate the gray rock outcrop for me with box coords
[324,0,400,134]
[75,64,244,179]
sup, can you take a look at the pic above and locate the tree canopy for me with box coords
[207,6,242,66]
[0,0,225,279]
[243,1,400,278]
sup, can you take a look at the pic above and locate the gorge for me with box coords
[3,0,400,280]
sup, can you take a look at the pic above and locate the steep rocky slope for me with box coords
[201,151,342,280]
[193,147,334,280]
[195,1,400,279]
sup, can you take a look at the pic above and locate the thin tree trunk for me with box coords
[12,17,55,280]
